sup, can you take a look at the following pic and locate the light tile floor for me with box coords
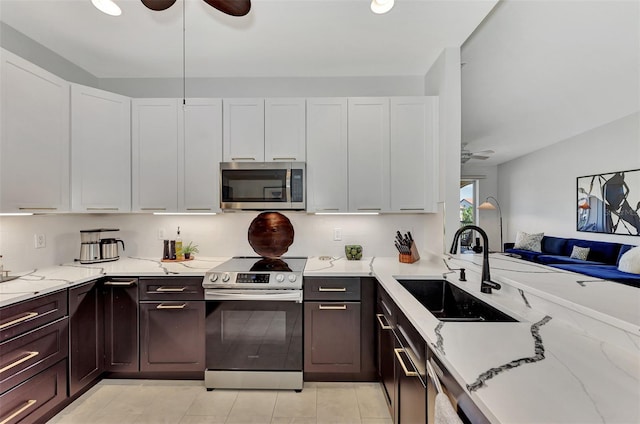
[48,380,392,424]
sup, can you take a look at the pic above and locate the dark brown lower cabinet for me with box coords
[394,344,427,424]
[102,278,139,372]
[139,301,205,372]
[304,301,361,373]
[376,303,396,410]
[69,280,103,396]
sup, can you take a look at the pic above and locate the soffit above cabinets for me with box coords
[0,0,497,79]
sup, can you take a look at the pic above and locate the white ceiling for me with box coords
[461,0,640,167]
[0,0,497,78]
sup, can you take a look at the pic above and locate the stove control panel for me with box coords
[237,273,270,284]
[203,271,303,290]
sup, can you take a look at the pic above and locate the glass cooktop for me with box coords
[213,256,307,273]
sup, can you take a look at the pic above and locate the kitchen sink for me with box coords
[395,279,517,322]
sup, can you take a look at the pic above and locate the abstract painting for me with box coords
[577,169,640,236]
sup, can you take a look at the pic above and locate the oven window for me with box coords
[206,301,302,371]
[221,169,288,203]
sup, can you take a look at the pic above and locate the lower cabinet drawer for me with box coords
[0,291,67,343]
[0,318,69,394]
[304,278,361,301]
[0,360,67,424]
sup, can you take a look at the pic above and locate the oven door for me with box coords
[205,290,303,372]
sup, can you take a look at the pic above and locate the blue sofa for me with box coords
[504,236,639,287]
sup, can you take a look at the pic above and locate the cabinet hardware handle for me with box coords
[141,208,166,211]
[357,208,381,211]
[87,208,119,211]
[318,287,346,292]
[104,280,137,287]
[156,287,187,292]
[156,303,187,309]
[186,208,212,211]
[394,348,419,377]
[272,157,296,161]
[318,304,347,310]
[0,351,39,373]
[375,314,392,330]
[231,157,256,161]
[400,208,424,211]
[18,207,57,210]
[0,312,38,330]
[318,208,340,211]
[381,300,393,318]
[0,399,37,424]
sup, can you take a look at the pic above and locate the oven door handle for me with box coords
[205,290,303,302]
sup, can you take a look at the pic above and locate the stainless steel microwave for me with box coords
[220,162,306,211]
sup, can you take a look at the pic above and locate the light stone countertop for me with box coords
[2,253,639,423]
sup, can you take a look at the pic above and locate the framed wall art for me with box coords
[577,169,640,236]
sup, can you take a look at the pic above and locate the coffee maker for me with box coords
[79,229,125,264]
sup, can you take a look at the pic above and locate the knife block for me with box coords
[399,241,420,264]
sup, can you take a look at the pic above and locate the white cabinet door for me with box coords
[306,98,348,212]
[390,97,439,213]
[0,49,70,213]
[223,98,264,162]
[265,98,306,161]
[179,98,223,212]
[132,99,180,212]
[347,98,390,212]
[71,84,131,213]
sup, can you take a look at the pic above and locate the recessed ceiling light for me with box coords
[91,0,122,16]
[371,0,394,14]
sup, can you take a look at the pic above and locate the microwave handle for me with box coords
[286,168,292,204]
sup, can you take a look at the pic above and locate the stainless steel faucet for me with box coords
[449,225,501,294]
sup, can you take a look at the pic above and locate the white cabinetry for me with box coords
[390,97,439,213]
[306,98,349,212]
[180,98,223,212]
[132,99,180,212]
[347,98,390,212]
[222,98,264,162]
[71,84,131,212]
[0,49,70,213]
[265,98,306,161]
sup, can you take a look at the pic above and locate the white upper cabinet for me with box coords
[132,99,180,212]
[390,97,439,213]
[0,49,70,213]
[223,98,265,162]
[71,84,131,213]
[265,98,306,161]
[306,98,349,212]
[179,98,223,212]
[347,97,391,213]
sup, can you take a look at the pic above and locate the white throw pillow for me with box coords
[570,246,590,261]
[618,246,640,274]
[513,231,544,252]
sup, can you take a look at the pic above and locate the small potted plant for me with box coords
[182,242,199,260]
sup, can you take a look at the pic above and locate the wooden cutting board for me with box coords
[248,212,295,258]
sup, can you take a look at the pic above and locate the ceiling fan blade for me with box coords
[141,0,177,11]
[475,149,495,155]
[471,155,490,160]
[203,0,251,16]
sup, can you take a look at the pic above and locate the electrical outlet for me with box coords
[333,228,342,241]
[34,234,46,249]
[158,228,166,240]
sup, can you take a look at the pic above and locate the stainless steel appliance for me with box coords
[79,229,124,264]
[220,162,305,210]
[202,256,306,391]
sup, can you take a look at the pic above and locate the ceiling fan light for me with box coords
[91,0,122,16]
[371,0,394,14]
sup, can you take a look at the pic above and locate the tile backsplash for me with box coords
[0,212,443,272]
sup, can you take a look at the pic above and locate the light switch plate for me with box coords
[34,234,46,249]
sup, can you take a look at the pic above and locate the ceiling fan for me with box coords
[141,0,251,16]
[461,145,495,164]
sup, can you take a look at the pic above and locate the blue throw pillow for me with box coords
[542,237,566,255]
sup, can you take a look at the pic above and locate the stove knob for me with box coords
[288,274,297,283]
[275,273,285,283]
[222,273,231,283]
[209,274,218,283]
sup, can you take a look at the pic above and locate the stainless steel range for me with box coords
[202,256,306,391]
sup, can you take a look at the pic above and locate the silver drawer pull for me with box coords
[141,207,167,211]
[231,157,256,161]
[376,314,392,330]
[0,399,37,424]
[104,280,137,287]
[186,208,212,211]
[0,351,39,373]
[400,208,425,211]
[18,207,57,210]
[394,348,418,377]
[0,312,38,330]
[272,157,296,161]
[318,287,346,292]
[156,287,187,292]
[156,303,187,309]
[87,207,119,211]
[357,208,381,211]
[318,304,347,310]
